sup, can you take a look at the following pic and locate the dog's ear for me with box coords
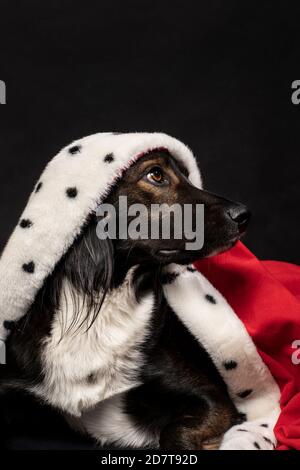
[59,216,115,332]
[64,217,115,294]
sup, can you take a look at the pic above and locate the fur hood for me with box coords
[0,132,280,449]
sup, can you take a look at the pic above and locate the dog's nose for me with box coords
[227,204,251,232]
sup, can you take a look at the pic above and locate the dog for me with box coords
[2,149,251,449]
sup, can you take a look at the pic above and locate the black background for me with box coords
[0,0,300,450]
[0,0,300,263]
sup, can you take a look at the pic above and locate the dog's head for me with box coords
[102,150,250,266]
[1,148,251,365]
[20,149,249,332]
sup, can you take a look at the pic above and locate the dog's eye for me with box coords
[146,167,168,186]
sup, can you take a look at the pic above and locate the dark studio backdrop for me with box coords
[0,0,300,450]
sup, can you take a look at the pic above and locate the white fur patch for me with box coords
[32,269,154,417]
[77,393,159,448]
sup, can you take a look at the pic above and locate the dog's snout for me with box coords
[227,204,251,232]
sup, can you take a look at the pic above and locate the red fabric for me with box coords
[194,242,300,450]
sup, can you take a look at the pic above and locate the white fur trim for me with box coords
[163,265,280,449]
[220,420,276,450]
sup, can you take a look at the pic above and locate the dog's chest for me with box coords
[33,277,154,416]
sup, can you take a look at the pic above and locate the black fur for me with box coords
[104,153,114,163]
[205,294,217,304]
[19,219,33,228]
[35,182,43,193]
[22,261,35,273]
[223,360,238,370]
[69,145,81,154]
[66,187,78,198]
[237,389,253,399]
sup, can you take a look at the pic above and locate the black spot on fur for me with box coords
[263,437,272,445]
[20,219,33,228]
[237,389,253,399]
[69,145,81,155]
[160,272,179,285]
[3,320,15,331]
[223,360,238,370]
[104,153,114,163]
[22,261,35,273]
[254,441,261,449]
[205,294,217,304]
[238,428,248,432]
[35,182,42,193]
[87,372,98,384]
[187,266,197,272]
[260,423,268,428]
[66,187,78,198]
